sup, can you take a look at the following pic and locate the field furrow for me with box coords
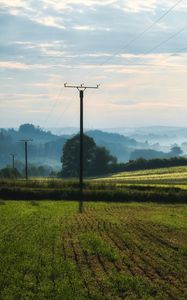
[0,202,186,299]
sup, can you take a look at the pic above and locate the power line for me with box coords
[42,85,64,128]
[94,45,187,109]
[110,27,187,72]
[31,0,184,129]
[115,27,187,73]
[100,0,184,66]
[76,26,187,112]
[144,25,187,55]
[22,0,185,130]
[119,42,187,73]
[28,0,185,88]
[141,44,187,68]
[67,1,185,111]
[54,93,77,128]
[98,27,187,75]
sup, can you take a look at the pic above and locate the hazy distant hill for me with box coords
[46,127,79,136]
[1,124,58,144]
[86,130,145,162]
[107,126,187,145]
[87,130,137,146]
[0,124,67,169]
[0,124,147,168]
[47,125,187,146]
[1,124,185,170]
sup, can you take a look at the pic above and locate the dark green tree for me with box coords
[61,134,96,177]
[92,146,117,175]
[61,134,117,177]
[169,146,183,157]
[19,124,37,134]
[0,167,21,179]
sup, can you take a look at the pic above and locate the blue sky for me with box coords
[0,0,187,129]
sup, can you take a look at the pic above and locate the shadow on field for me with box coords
[0,185,187,203]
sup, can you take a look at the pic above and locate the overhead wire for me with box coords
[134,44,187,69]
[42,0,186,129]
[42,84,64,128]
[110,27,187,72]
[54,92,77,128]
[100,0,184,66]
[43,1,184,128]
[143,25,187,55]
[72,0,186,90]
[9,0,184,130]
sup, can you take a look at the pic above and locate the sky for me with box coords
[0,0,187,129]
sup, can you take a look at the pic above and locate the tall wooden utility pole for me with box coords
[64,83,99,213]
[10,153,16,169]
[20,140,32,180]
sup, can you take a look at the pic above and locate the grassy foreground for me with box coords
[0,201,186,299]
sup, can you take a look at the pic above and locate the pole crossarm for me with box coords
[64,83,100,90]
[19,139,33,142]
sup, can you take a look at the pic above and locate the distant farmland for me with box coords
[0,201,186,299]
[97,165,187,187]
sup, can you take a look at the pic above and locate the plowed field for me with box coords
[0,201,186,299]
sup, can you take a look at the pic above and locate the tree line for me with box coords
[60,134,186,178]
[109,157,187,173]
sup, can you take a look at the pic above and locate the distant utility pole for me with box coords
[10,153,16,169]
[20,140,32,180]
[64,83,99,213]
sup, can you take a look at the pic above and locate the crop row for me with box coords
[0,202,186,299]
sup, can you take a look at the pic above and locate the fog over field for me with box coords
[48,126,187,145]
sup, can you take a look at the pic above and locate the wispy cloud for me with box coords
[0,60,67,70]
[33,16,66,30]
[0,61,30,70]
[73,25,111,31]
[0,0,29,9]
[1,0,186,13]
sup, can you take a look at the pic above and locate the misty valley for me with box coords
[0,123,187,178]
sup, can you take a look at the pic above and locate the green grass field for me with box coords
[1,166,187,203]
[97,166,187,188]
[2,165,187,187]
[0,201,186,299]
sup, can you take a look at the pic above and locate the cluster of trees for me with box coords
[0,167,21,179]
[61,134,116,177]
[130,146,183,160]
[0,165,56,179]
[26,165,55,177]
[109,157,187,173]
